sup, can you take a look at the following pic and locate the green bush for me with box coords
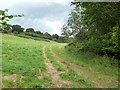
[13,31,18,34]
[2,29,11,33]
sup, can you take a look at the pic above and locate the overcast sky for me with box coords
[0,0,73,35]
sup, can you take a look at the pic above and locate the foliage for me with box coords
[2,34,53,88]
[0,9,68,43]
[0,9,24,29]
[12,25,24,34]
[35,31,43,35]
[2,29,11,33]
[64,2,120,59]
[26,28,34,33]
[61,25,72,38]
[4,24,12,31]
[52,34,59,39]
[13,31,18,34]
[55,36,68,43]
[12,31,68,43]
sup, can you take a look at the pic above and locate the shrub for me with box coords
[13,31,18,34]
[2,29,11,33]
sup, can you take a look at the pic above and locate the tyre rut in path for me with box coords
[49,46,103,88]
[42,46,71,87]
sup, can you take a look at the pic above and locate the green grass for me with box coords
[2,34,118,88]
[45,46,66,72]
[45,46,93,88]
[6,33,51,42]
[2,34,53,88]
[14,34,51,42]
[51,44,118,88]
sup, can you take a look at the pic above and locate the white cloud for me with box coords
[0,0,71,10]
[0,0,72,35]
[45,21,63,35]
[0,0,71,5]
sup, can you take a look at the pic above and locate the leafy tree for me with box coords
[2,29,11,33]
[35,31,43,35]
[26,28,34,33]
[4,24,12,31]
[12,25,24,34]
[61,24,72,38]
[13,31,18,34]
[44,32,51,37]
[43,32,52,40]
[65,1,120,59]
[56,36,68,43]
[0,9,24,29]
[52,34,59,39]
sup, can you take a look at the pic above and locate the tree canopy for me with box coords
[64,2,120,59]
[12,25,24,34]
[26,28,34,33]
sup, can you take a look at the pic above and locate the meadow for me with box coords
[1,34,118,88]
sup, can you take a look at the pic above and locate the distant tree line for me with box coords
[2,24,70,43]
[0,9,70,43]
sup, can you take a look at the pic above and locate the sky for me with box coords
[0,0,73,35]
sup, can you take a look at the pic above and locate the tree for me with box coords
[44,32,51,37]
[61,24,72,38]
[57,36,67,43]
[0,9,24,29]
[35,31,43,35]
[4,24,12,31]
[65,1,120,59]
[44,32,52,40]
[2,24,12,33]
[12,25,24,34]
[52,34,59,39]
[26,28,34,33]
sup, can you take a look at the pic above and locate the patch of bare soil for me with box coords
[19,76,24,83]
[49,46,69,74]
[0,75,2,81]
[3,74,17,88]
[3,74,24,88]
[0,54,8,56]
[59,47,64,49]
[60,61,71,66]
[3,74,17,81]
[43,46,71,87]
[35,68,43,79]
[49,46,56,57]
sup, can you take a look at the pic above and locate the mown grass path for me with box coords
[42,46,71,87]
[48,46,93,88]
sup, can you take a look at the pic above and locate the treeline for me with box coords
[1,24,70,43]
[62,2,120,59]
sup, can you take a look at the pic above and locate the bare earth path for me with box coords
[42,46,71,87]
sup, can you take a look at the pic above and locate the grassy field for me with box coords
[1,34,118,88]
